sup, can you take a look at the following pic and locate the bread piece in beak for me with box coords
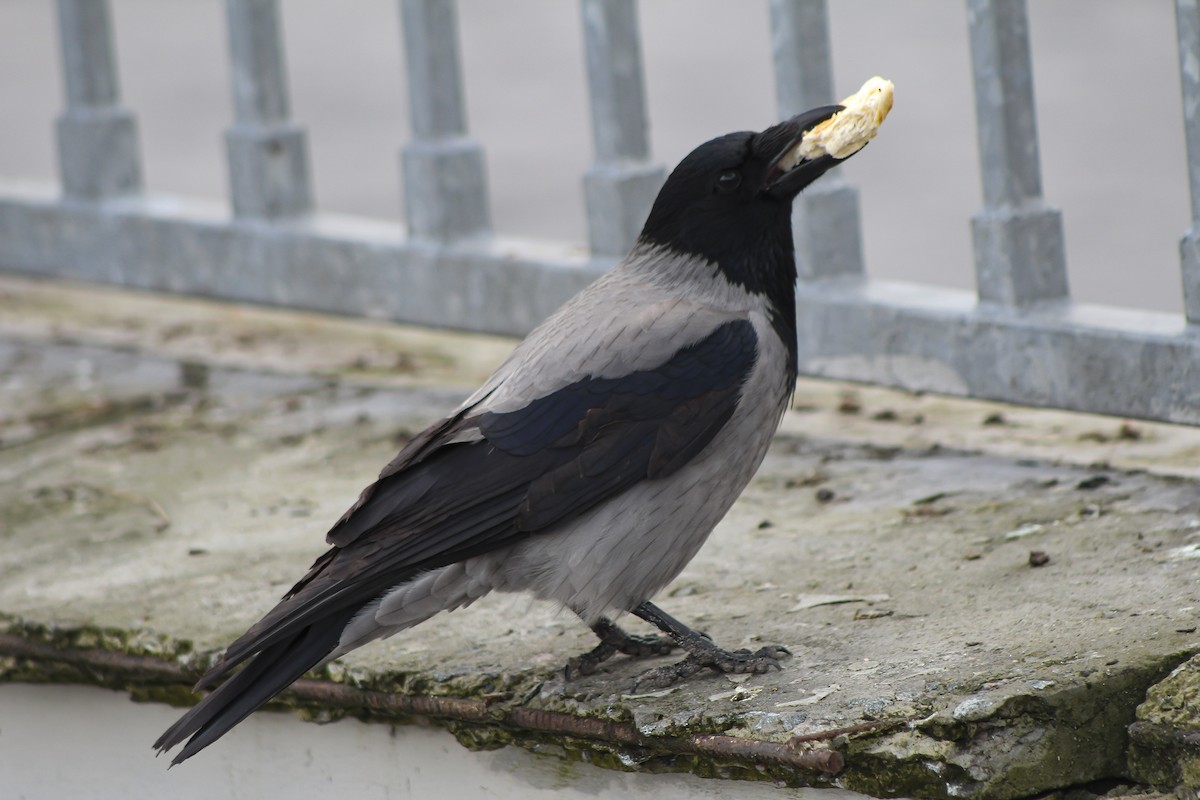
[790,76,894,164]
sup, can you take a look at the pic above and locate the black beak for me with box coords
[759,105,849,200]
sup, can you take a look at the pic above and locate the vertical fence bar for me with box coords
[769,0,864,280]
[1177,0,1200,324]
[223,0,313,219]
[54,0,142,200]
[398,0,490,241]
[966,0,1068,307]
[579,0,665,257]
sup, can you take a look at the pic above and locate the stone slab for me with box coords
[2,276,1199,797]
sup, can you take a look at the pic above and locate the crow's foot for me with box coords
[629,644,790,692]
[624,600,791,691]
[564,616,676,680]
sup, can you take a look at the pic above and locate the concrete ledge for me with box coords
[0,183,605,338]
[795,279,1200,425]
[3,276,1200,797]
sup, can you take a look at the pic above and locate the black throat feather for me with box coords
[639,201,800,381]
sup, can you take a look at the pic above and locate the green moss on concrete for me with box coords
[1134,653,1200,732]
[838,650,1194,800]
[1128,653,1200,789]
[128,683,205,708]
[524,734,835,788]
[841,754,980,799]
[0,616,211,710]
[445,721,519,752]
[1,616,197,661]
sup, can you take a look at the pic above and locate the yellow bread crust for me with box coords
[792,76,894,162]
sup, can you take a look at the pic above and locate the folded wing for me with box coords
[155,317,758,763]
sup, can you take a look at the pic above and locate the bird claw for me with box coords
[613,632,675,659]
[629,654,707,692]
[725,644,791,670]
[564,623,677,681]
[629,644,790,693]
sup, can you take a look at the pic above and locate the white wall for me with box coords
[0,684,866,800]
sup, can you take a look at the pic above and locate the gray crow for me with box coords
[155,100,881,764]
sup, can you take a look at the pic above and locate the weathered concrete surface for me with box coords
[1128,653,1200,789]
[2,275,1200,798]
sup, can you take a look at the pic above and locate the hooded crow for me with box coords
[155,96,886,764]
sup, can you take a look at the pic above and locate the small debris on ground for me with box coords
[854,608,894,620]
[789,593,890,612]
[903,505,951,519]
[1077,475,1111,490]
[1079,422,1144,443]
[1029,550,1051,567]
[1005,522,1045,540]
[785,470,829,488]
[1117,421,1143,440]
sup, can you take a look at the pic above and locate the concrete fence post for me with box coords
[223,0,314,220]
[398,0,491,241]
[54,0,143,201]
[1176,0,1200,324]
[579,0,665,257]
[966,0,1068,307]
[769,0,865,281]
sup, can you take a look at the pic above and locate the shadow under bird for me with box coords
[155,100,880,764]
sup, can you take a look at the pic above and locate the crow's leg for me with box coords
[628,601,790,692]
[564,615,675,679]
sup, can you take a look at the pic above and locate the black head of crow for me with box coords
[154,102,878,765]
[638,105,844,367]
[641,105,842,286]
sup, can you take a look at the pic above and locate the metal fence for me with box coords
[2,0,1199,425]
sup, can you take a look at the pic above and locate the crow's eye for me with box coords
[715,171,741,193]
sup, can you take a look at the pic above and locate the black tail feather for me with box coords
[154,607,356,765]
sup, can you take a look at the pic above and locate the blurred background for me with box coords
[0,0,1188,313]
